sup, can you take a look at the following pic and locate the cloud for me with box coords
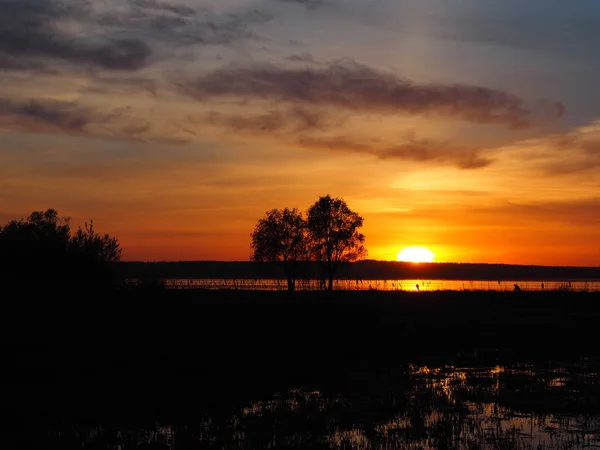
[0,0,273,73]
[200,105,490,168]
[0,51,48,71]
[298,135,492,169]
[99,2,272,47]
[285,53,318,63]
[0,98,97,135]
[501,198,600,226]
[0,97,170,142]
[179,60,565,129]
[84,74,159,97]
[130,0,196,17]
[0,0,152,71]
[497,119,600,175]
[203,107,340,133]
[275,0,327,9]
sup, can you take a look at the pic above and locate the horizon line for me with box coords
[116,259,600,269]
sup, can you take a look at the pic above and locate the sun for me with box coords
[397,247,435,263]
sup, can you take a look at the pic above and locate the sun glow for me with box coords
[397,247,435,263]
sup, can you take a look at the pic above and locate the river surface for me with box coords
[131,278,600,292]
[30,360,600,449]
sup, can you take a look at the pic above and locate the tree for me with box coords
[0,209,71,279]
[71,220,122,263]
[68,220,122,283]
[0,209,121,283]
[250,208,308,291]
[306,195,367,290]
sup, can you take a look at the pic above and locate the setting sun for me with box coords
[397,247,435,263]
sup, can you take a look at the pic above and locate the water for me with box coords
[31,361,600,449]
[130,278,600,292]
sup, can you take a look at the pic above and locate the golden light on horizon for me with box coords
[397,247,435,263]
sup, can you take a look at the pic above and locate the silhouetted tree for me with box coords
[0,209,71,280]
[250,208,308,291]
[0,209,121,285]
[306,195,366,290]
[71,220,122,263]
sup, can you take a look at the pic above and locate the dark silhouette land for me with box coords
[2,206,600,449]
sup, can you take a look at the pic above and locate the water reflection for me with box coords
[129,278,600,292]
[34,361,600,449]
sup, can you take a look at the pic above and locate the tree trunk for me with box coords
[287,277,295,291]
[328,274,334,291]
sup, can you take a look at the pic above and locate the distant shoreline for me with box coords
[114,260,600,281]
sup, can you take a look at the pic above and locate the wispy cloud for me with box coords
[199,105,490,169]
[179,59,565,129]
[275,0,327,10]
[298,135,492,169]
[0,98,97,135]
[285,53,318,63]
[203,107,339,134]
[0,97,192,143]
[494,120,600,175]
[99,1,272,46]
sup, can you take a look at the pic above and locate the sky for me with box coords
[1,0,600,265]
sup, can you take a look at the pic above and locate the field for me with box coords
[4,287,600,448]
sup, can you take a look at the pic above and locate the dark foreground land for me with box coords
[4,288,600,449]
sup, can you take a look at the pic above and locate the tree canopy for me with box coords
[307,195,367,290]
[0,209,121,284]
[250,208,308,291]
[250,196,366,291]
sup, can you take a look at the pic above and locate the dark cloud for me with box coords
[298,135,492,169]
[276,0,327,9]
[0,97,158,141]
[130,0,196,17]
[0,0,152,71]
[0,98,96,134]
[285,53,318,63]
[84,74,159,97]
[0,51,48,71]
[203,107,340,133]
[99,2,272,47]
[179,60,565,129]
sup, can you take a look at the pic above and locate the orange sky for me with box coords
[1,0,600,266]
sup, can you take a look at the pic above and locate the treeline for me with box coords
[115,260,600,281]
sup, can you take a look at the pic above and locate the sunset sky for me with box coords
[1,0,600,265]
